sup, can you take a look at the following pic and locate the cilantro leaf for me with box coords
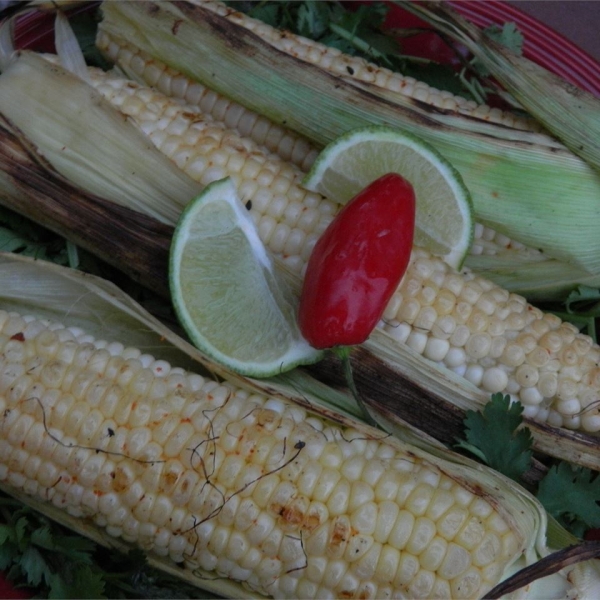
[0,523,14,545]
[14,516,29,548]
[537,463,600,533]
[566,285,600,313]
[29,524,54,550]
[540,284,600,341]
[0,208,69,265]
[485,22,524,55]
[48,564,106,599]
[471,22,524,78]
[456,393,533,480]
[296,1,331,39]
[245,2,280,27]
[19,546,50,587]
[0,540,17,570]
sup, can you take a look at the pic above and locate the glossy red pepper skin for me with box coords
[299,173,416,349]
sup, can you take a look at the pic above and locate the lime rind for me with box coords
[302,125,474,270]
[169,177,323,378]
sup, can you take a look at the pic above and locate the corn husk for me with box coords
[0,51,201,225]
[1,50,600,474]
[463,252,600,303]
[398,1,600,172]
[97,0,600,277]
[0,251,558,598]
[0,112,174,296]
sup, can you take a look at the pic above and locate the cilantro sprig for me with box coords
[458,22,524,104]
[455,394,533,481]
[456,393,600,538]
[0,494,216,599]
[538,463,600,538]
[544,285,600,342]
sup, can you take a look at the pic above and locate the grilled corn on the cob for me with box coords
[0,254,543,600]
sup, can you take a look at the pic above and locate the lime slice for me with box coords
[303,126,474,269]
[169,177,323,377]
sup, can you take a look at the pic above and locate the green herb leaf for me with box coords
[246,2,281,28]
[0,524,14,545]
[29,524,54,550]
[14,516,29,548]
[471,22,524,78]
[48,564,106,599]
[456,393,533,480]
[537,463,600,532]
[296,1,331,39]
[565,285,600,314]
[485,22,524,55]
[19,546,49,587]
[0,208,68,265]
[0,541,16,570]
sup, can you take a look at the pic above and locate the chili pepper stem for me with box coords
[333,345,380,429]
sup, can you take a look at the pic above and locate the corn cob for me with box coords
[96,31,319,171]
[67,64,600,434]
[190,1,539,132]
[0,307,529,600]
[96,32,546,263]
[71,65,510,268]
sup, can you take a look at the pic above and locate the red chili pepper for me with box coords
[299,172,415,349]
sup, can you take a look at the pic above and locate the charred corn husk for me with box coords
[400,1,600,171]
[3,53,600,443]
[96,0,600,277]
[0,252,551,600]
[185,1,539,133]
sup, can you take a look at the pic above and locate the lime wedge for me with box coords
[303,126,474,269]
[169,177,323,377]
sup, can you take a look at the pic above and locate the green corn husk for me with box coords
[2,50,600,473]
[1,250,598,599]
[398,1,600,172]
[97,0,600,279]
[463,252,600,303]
